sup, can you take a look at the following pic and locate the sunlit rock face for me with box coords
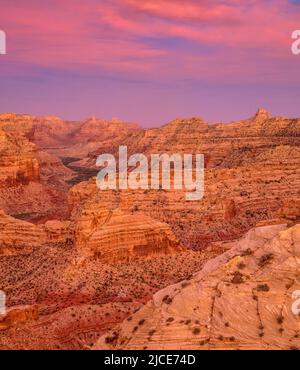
[0,210,71,255]
[0,109,299,350]
[0,305,39,331]
[66,109,300,250]
[74,203,184,262]
[97,224,300,350]
[0,128,40,187]
[0,118,74,221]
[67,143,300,250]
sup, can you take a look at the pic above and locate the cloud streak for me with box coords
[0,0,299,79]
[0,0,299,125]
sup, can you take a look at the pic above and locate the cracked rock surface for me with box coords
[97,224,300,350]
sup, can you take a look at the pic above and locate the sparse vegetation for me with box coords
[242,248,253,257]
[231,271,244,284]
[105,332,119,344]
[162,295,173,305]
[192,327,201,335]
[237,262,246,270]
[257,284,270,292]
[258,254,274,268]
[277,315,284,325]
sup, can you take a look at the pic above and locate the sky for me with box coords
[0,0,300,127]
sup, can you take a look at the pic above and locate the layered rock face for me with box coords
[0,213,212,349]
[68,143,300,250]
[0,112,140,160]
[1,109,299,232]
[0,113,77,148]
[67,108,300,249]
[74,204,183,262]
[0,211,45,254]
[0,129,40,187]
[57,117,141,166]
[0,117,75,221]
[0,306,39,331]
[73,117,139,142]
[97,224,300,350]
[0,113,34,137]
[279,199,300,222]
[83,108,299,168]
[0,185,182,262]
[0,109,299,350]
[0,211,71,255]
[36,149,74,194]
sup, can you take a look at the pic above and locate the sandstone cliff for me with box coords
[0,210,71,255]
[74,204,183,262]
[68,143,300,250]
[0,119,74,221]
[0,128,40,187]
[97,223,300,350]
[0,109,299,350]
[0,215,214,349]
[0,305,39,331]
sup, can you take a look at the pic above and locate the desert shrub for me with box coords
[241,248,253,256]
[231,271,244,284]
[257,284,270,292]
[162,295,173,305]
[192,327,201,335]
[237,262,246,270]
[105,332,118,344]
[277,315,284,325]
[258,253,273,267]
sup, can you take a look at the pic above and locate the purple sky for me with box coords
[0,0,300,127]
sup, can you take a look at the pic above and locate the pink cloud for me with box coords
[119,0,241,22]
[0,0,299,83]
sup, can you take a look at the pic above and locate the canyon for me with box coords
[0,109,299,349]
